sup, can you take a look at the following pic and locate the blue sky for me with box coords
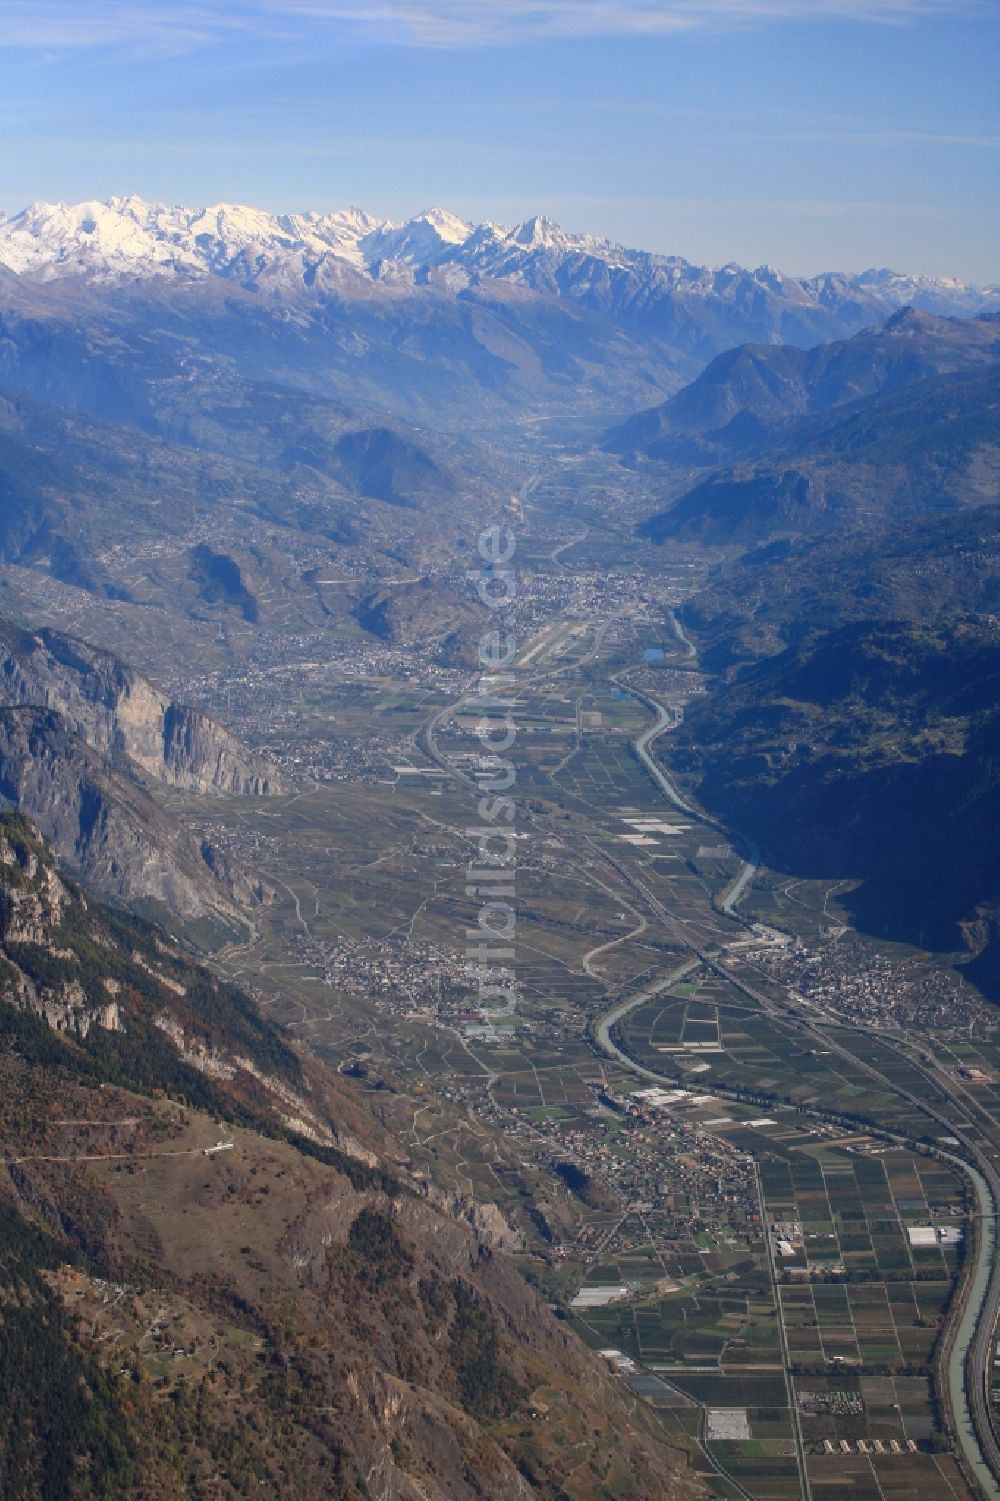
[1,1,997,280]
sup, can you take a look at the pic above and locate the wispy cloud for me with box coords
[763,127,1000,149]
[0,0,980,57]
[282,1,979,48]
[0,4,250,59]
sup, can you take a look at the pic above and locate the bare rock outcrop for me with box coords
[0,615,282,795]
[0,707,246,928]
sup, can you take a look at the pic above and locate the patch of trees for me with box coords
[0,1199,137,1499]
[287,1136,401,1198]
[448,1281,520,1420]
[346,1207,413,1292]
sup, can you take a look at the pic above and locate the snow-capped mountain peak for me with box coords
[0,197,191,277]
[512,214,561,247]
[413,206,472,243]
[0,196,996,336]
[361,207,474,268]
[0,196,394,281]
[507,213,615,259]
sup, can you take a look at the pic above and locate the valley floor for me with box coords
[161,531,1000,1501]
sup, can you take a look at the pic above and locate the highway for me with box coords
[415,616,1000,1498]
[941,1152,1000,1501]
[610,680,1000,1499]
[622,674,760,918]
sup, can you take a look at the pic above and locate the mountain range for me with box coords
[0,376,478,664]
[3,198,996,329]
[624,314,1000,997]
[1,198,998,429]
[630,310,1000,548]
[608,306,1000,463]
[637,363,1000,547]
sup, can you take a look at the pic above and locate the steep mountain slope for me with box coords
[637,364,1000,547]
[0,813,700,1501]
[630,334,1000,999]
[0,708,253,929]
[0,610,285,929]
[669,620,1000,998]
[607,308,1000,463]
[331,426,458,508]
[0,615,281,795]
[0,374,462,532]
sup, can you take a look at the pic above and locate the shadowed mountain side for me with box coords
[670,620,1000,998]
[681,504,1000,670]
[354,575,488,664]
[187,544,260,625]
[607,308,1000,463]
[332,427,458,508]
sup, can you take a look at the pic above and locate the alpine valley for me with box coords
[1,196,999,1501]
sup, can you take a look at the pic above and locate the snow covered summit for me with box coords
[0,195,996,332]
[0,195,641,286]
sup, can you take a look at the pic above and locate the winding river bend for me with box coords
[601,677,1000,1499]
[941,1154,999,1499]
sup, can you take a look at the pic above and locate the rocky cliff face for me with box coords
[0,616,282,796]
[0,822,125,1036]
[0,707,247,929]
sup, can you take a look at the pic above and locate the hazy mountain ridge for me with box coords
[1,197,997,430]
[0,379,481,653]
[0,369,463,517]
[637,362,1000,547]
[607,307,1000,463]
[681,504,1000,670]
